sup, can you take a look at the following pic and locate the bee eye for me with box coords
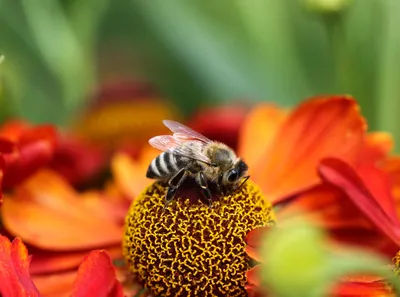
[227,169,239,182]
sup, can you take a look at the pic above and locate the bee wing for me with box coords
[163,120,211,143]
[149,135,212,164]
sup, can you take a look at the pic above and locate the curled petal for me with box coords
[254,96,366,203]
[318,158,400,246]
[0,236,40,297]
[71,250,124,297]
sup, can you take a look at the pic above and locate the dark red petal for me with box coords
[2,140,55,189]
[71,250,124,297]
[0,236,40,297]
[49,135,107,186]
[318,158,400,246]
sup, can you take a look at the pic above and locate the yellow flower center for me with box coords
[123,179,275,297]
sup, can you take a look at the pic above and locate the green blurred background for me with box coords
[1,0,400,147]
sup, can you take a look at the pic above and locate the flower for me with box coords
[0,120,57,191]
[0,235,124,297]
[123,179,275,296]
[236,95,400,295]
[72,82,178,154]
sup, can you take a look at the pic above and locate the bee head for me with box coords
[225,160,248,184]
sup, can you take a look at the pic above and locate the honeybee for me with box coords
[147,120,249,208]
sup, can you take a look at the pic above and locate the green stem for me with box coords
[376,0,400,150]
[324,14,349,93]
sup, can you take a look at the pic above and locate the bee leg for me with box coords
[198,172,212,208]
[216,172,224,198]
[164,168,188,211]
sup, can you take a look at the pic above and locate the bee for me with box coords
[147,120,249,208]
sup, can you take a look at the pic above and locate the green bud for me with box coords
[260,218,331,297]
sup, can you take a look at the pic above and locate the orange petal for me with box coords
[254,96,366,203]
[33,271,76,297]
[356,132,393,166]
[111,152,154,199]
[71,250,124,297]
[2,170,123,250]
[0,236,40,296]
[238,103,287,170]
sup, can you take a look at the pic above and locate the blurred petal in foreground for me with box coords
[0,236,40,297]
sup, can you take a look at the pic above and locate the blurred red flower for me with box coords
[0,120,57,193]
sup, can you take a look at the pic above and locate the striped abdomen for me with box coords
[146,152,181,179]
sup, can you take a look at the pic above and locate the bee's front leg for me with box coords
[164,168,188,211]
[197,171,212,208]
[216,172,224,198]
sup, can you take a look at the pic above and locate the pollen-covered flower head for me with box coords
[123,179,275,297]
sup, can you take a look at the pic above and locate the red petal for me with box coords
[2,125,57,189]
[318,158,400,245]
[277,185,372,230]
[254,96,366,204]
[0,236,40,297]
[246,265,261,287]
[333,275,393,296]
[49,135,107,186]
[188,104,249,150]
[71,250,124,297]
